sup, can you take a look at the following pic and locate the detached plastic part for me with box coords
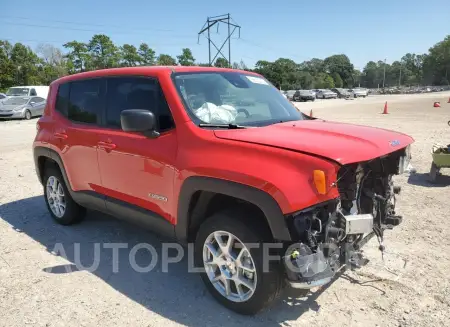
[285,244,335,289]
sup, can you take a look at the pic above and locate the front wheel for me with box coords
[195,211,284,315]
[24,110,32,120]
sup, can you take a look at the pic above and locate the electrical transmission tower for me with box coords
[198,14,241,67]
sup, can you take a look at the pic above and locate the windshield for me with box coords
[3,97,29,105]
[173,72,302,127]
[6,88,30,96]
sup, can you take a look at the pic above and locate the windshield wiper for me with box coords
[198,123,247,129]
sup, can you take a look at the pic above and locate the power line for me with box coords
[0,20,194,39]
[0,15,178,33]
[2,37,195,48]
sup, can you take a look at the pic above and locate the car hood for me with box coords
[214,120,414,164]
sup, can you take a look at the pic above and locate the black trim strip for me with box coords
[176,176,292,243]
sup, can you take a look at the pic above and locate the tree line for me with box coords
[1,34,449,92]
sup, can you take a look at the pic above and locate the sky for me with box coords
[1,0,449,70]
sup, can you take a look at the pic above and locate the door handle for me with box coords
[54,132,68,140]
[98,141,117,151]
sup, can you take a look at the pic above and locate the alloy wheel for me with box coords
[46,176,66,218]
[203,231,257,302]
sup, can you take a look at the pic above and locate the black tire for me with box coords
[24,110,32,120]
[194,210,284,315]
[43,165,86,225]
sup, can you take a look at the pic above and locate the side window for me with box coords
[30,88,37,96]
[55,83,70,116]
[106,77,174,131]
[31,97,45,103]
[68,79,102,124]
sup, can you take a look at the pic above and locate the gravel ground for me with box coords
[1,92,450,327]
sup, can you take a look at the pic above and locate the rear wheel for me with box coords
[43,165,86,225]
[195,210,284,315]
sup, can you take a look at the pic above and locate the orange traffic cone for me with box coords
[310,109,313,117]
[434,102,441,108]
[382,101,388,114]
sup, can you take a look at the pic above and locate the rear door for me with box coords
[52,79,106,211]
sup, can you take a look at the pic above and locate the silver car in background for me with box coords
[316,89,338,99]
[0,96,46,120]
[349,88,368,98]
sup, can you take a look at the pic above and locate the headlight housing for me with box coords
[13,105,25,111]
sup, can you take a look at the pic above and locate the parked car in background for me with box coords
[316,89,337,99]
[6,86,49,99]
[293,90,315,102]
[309,89,317,98]
[285,90,296,101]
[348,88,368,98]
[0,96,46,119]
[331,88,351,99]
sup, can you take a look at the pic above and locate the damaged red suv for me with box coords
[33,66,413,314]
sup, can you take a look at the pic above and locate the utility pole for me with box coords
[382,58,386,88]
[198,14,241,67]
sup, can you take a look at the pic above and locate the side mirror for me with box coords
[30,101,35,106]
[120,109,159,138]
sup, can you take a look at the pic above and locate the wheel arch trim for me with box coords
[175,176,292,243]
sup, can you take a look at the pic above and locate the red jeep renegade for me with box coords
[33,66,413,314]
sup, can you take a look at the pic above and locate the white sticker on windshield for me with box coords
[246,76,269,85]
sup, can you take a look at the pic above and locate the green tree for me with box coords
[10,43,41,85]
[157,54,177,65]
[422,36,450,85]
[214,57,229,68]
[120,44,140,67]
[177,48,195,66]
[331,72,343,87]
[0,40,15,90]
[324,54,354,87]
[63,41,89,73]
[88,34,119,69]
[138,43,156,66]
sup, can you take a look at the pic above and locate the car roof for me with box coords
[53,66,261,85]
[9,86,46,88]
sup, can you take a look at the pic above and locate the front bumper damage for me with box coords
[284,210,378,289]
[283,147,410,289]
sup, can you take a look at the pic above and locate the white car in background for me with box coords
[285,90,296,101]
[349,88,368,98]
[316,89,337,99]
[6,86,49,99]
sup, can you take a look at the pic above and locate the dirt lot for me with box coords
[1,93,449,327]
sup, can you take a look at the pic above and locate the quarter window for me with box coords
[55,83,70,116]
